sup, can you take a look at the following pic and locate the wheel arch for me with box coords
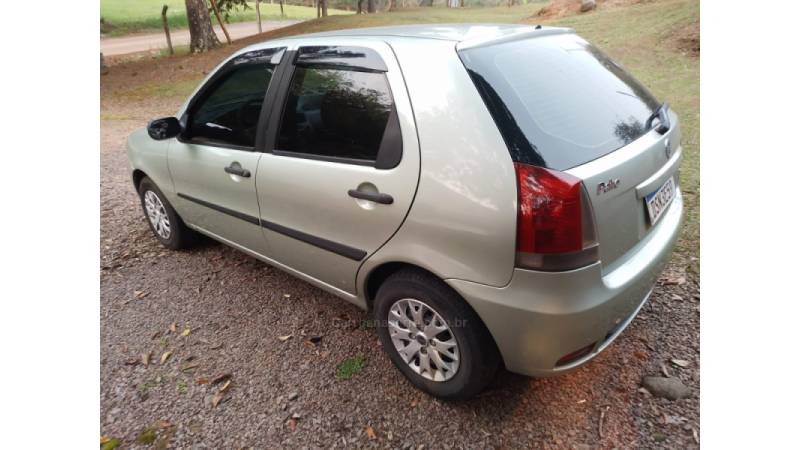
[364,260,507,371]
[132,169,148,190]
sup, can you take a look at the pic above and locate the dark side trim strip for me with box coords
[177,193,260,225]
[176,192,366,261]
[260,219,367,261]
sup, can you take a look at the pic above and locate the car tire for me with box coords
[137,176,196,250]
[374,268,501,399]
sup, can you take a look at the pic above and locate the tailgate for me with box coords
[568,110,682,270]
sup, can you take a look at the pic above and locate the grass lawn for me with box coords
[100,0,353,36]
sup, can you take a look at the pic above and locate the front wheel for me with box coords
[374,269,500,399]
[137,176,197,250]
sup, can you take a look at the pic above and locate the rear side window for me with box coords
[188,62,275,148]
[276,67,394,162]
[459,33,660,170]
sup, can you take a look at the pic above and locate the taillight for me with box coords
[514,163,599,271]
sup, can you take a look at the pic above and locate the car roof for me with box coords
[239,24,573,53]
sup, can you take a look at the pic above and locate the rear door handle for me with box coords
[348,189,394,205]
[224,163,251,178]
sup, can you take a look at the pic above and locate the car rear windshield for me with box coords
[459,33,660,171]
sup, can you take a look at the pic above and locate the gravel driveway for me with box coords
[101,69,700,449]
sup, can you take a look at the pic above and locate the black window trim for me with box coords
[262,45,403,170]
[177,46,288,152]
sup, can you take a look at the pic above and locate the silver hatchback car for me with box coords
[128,24,683,399]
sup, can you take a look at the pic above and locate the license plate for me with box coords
[645,177,676,225]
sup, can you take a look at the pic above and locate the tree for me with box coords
[185,0,220,53]
[367,0,376,13]
[357,0,364,14]
[321,0,328,17]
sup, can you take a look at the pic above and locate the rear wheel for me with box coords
[374,269,500,399]
[137,177,197,250]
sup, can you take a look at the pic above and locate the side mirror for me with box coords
[147,117,182,140]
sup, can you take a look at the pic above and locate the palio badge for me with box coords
[597,178,621,195]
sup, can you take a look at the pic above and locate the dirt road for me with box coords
[100,39,700,448]
[101,20,300,56]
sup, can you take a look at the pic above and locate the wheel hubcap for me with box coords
[388,298,460,382]
[144,190,171,240]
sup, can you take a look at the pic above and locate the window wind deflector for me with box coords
[295,46,388,73]
[646,102,671,134]
[231,47,286,66]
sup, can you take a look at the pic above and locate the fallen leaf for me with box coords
[576,399,586,404]
[660,363,671,377]
[169,322,177,333]
[134,290,149,299]
[671,294,683,301]
[142,351,152,367]
[100,436,110,445]
[211,392,224,408]
[278,335,293,342]
[291,412,301,419]
[181,328,191,337]
[209,342,223,350]
[160,351,172,365]
[365,426,376,439]
[157,420,173,429]
[211,373,232,385]
[287,418,297,432]
[662,276,686,286]
[692,428,699,444]
[220,380,232,392]
[180,362,200,372]
[196,377,209,385]
[283,294,291,299]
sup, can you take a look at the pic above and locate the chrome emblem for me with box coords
[597,178,620,195]
[664,138,672,159]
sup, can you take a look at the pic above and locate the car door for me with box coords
[168,47,286,254]
[255,42,420,294]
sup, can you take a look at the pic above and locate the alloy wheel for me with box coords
[144,190,171,240]
[388,298,460,382]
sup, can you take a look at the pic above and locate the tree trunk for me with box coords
[279,0,285,17]
[388,0,396,11]
[100,53,109,75]
[357,0,364,14]
[209,0,231,45]
[256,0,262,33]
[185,0,220,53]
[367,0,376,13]
[321,0,328,17]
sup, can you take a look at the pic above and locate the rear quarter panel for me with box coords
[358,37,518,293]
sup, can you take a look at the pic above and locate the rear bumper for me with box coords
[446,189,684,377]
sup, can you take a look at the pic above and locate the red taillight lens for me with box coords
[515,163,584,254]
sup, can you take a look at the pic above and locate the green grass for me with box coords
[336,355,366,380]
[100,0,353,36]
[548,0,700,270]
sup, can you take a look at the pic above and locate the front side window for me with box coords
[187,62,275,148]
[276,67,394,162]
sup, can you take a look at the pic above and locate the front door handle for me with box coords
[348,189,394,205]
[224,162,251,178]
